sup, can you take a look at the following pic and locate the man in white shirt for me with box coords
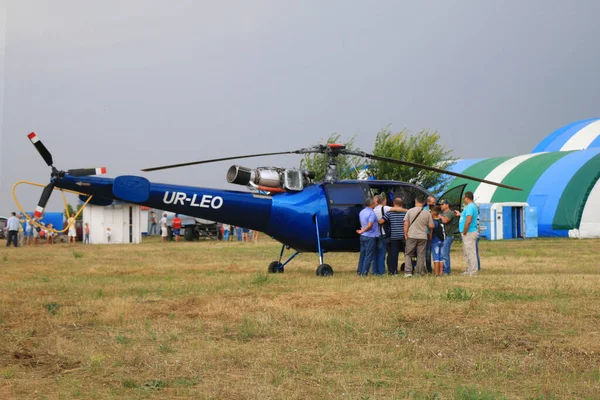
[5,212,20,248]
[159,213,168,242]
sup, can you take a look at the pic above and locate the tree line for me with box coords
[300,125,455,195]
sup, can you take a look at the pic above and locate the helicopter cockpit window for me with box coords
[390,185,429,209]
[326,184,368,205]
[325,183,369,239]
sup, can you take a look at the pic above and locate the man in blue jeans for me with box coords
[356,198,378,276]
[373,195,407,275]
[439,199,457,275]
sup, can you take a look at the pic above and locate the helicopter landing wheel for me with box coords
[268,261,284,273]
[316,264,333,277]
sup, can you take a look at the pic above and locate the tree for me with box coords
[299,133,365,182]
[64,203,83,220]
[371,125,455,194]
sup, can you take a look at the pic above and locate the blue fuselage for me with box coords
[54,174,431,253]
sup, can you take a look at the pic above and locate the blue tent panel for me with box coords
[447,158,485,174]
[588,134,600,149]
[532,118,599,153]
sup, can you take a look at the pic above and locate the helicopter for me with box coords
[23,132,520,276]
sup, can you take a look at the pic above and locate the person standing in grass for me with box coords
[403,196,434,277]
[18,214,25,247]
[223,224,230,241]
[149,211,158,236]
[355,197,378,276]
[172,214,182,242]
[67,214,77,244]
[379,198,407,275]
[46,224,55,244]
[430,206,445,277]
[160,213,168,242]
[424,196,437,274]
[455,191,479,276]
[84,222,90,244]
[32,218,41,246]
[25,216,33,246]
[439,199,457,275]
[5,212,20,248]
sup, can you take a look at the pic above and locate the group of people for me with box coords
[149,211,260,243]
[149,211,176,242]
[4,212,91,247]
[224,224,259,242]
[356,191,480,277]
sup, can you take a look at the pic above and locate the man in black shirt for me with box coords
[379,198,407,275]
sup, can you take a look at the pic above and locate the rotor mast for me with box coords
[323,144,346,183]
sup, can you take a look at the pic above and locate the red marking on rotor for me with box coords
[327,143,345,148]
[98,167,107,174]
[28,132,37,139]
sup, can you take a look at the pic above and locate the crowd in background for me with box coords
[3,212,85,247]
[147,210,260,243]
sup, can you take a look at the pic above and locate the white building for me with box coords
[82,202,143,244]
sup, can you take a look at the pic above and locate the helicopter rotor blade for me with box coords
[344,150,522,191]
[27,132,54,167]
[67,167,107,177]
[141,150,307,172]
[33,182,56,218]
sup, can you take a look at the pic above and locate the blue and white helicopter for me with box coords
[26,133,520,276]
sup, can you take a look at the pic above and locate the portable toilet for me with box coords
[477,202,538,240]
[478,204,493,240]
[524,206,538,239]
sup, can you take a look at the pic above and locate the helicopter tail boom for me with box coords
[53,174,274,233]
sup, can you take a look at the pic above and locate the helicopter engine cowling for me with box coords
[226,165,252,185]
[226,165,313,192]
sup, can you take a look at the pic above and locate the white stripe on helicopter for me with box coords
[163,191,223,209]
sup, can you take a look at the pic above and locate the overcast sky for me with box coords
[1,0,600,213]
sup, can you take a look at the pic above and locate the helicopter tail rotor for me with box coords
[27,132,54,167]
[67,167,107,177]
[27,132,109,216]
[33,181,56,218]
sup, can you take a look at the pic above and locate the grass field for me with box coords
[0,237,599,399]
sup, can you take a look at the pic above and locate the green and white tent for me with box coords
[446,119,600,238]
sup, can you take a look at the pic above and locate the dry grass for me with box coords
[0,237,599,399]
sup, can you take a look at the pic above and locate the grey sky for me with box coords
[2,0,600,212]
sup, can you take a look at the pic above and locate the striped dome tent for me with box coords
[446,119,600,238]
[533,118,600,152]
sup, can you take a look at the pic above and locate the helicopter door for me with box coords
[324,183,370,239]
[437,184,467,212]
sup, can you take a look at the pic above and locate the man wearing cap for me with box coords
[439,199,457,275]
